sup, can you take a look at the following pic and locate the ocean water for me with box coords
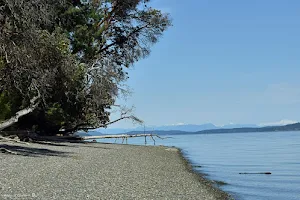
[95,131,300,200]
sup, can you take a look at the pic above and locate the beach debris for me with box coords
[0,135,29,145]
[0,147,19,155]
[82,134,170,145]
[193,165,202,168]
[165,148,179,152]
[239,172,272,175]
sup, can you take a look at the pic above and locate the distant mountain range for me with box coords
[88,121,300,136]
[195,122,300,135]
[92,123,261,135]
[220,123,258,129]
[94,123,300,136]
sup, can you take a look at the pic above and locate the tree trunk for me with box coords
[0,97,40,131]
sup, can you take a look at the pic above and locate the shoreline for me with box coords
[175,147,231,199]
[1,141,230,199]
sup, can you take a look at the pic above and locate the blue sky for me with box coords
[110,0,300,128]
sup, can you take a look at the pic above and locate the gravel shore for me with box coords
[0,141,229,200]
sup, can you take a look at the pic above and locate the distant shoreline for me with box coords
[195,123,300,134]
[103,123,300,136]
[0,141,229,199]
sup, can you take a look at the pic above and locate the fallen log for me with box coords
[239,172,272,175]
[82,134,169,145]
[0,136,29,145]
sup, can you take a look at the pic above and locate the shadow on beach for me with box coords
[0,144,71,157]
[32,141,113,150]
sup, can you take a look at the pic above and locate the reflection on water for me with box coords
[95,131,300,200]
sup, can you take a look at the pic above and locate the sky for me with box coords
[110,0,300,128]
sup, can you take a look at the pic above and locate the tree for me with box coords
[0,0,171,135]
[0,0,74,133]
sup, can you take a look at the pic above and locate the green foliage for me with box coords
[45,103,65,126]
[0,0,171,135]
[0,92,11,121]
[0,91,24,122]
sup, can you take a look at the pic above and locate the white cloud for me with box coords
[259,119,298,127]
[165,122,185,126]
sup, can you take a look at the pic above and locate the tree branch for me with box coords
[63,115,143,133]
[98,24,149,54]
[98,116,132,128]
[97,5,117,28]
[0,95,40,131]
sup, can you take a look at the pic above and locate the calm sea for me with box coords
[95,131,300,200]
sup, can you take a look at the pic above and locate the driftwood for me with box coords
[0,147,19,155]
[239,172,272,175]
[0,133,169,155]
[0,135,30,155]
[83,134,169,145]
[0,135,29,145]
[1,130,168,148]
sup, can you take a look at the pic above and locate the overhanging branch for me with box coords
[63,115,143,133]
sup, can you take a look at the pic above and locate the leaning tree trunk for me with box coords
[0,96,40,131]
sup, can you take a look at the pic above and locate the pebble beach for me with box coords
[0,142,229,199]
